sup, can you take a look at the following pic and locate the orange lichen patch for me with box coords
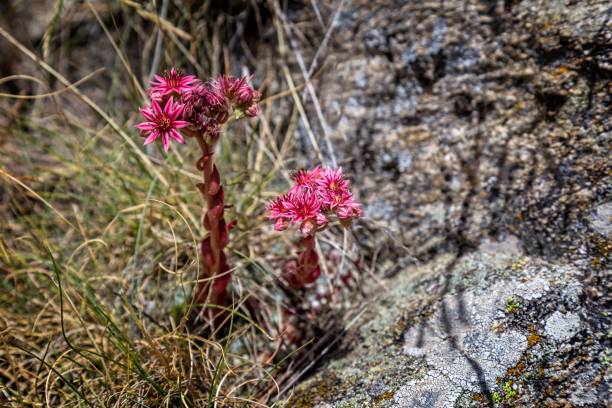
[593,235,611,258]
[590,235,611,269]
[374,390,395,404]
[392,315,409,342]
[472,393,484,401]
[507,358,526,378]
[555,66,571,75]
[527,324,541,348]
[592,257,601,268]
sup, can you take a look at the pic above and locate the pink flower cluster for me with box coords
[268,167,362,236]
[268,167,361,290]
[136,68,260,152]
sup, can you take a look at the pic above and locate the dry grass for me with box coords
[0,1,364,406]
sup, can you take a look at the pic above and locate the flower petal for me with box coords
[163,98,174,114]
[162,135,171,152]
[173,120,190,129]
[143,132,159,145]
[150,92,164,102]
[152,100,163,116]
[140,107,156,121]
[135,122,156,131]
[181,75,197,84]
[169,102,184,120]
[169,129,185,143]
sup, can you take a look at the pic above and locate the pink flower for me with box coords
[181,83,226,137]
[148,68,197,100]
[317,167,349,195]
[231,77,251,102]
[291,167,322,193]
[315,212,328,227]
[283,190,321,225]
[321,188,362,221]
[268,194,292,231]
[319,188,349,209]
[267,189,323,236]
[267,193,291,219]
[212,75,234,97]
[269,167,362,290]
[212,75,261,117]
[184,83,226,114]
[337,198,363,220]
[136,98,190,152]
[232,77,261,105]
[268,166,362,235]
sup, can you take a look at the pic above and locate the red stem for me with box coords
[194,131,230,311]
[285,234,321,289]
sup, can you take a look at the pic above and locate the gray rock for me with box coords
[278,3,611,402]
[286,0,611,263]
[590,202,612,237]
[286,243,609,407]
[544,311,581,342]
[398,280,530,407]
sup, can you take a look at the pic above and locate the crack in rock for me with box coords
[394,277,551,407]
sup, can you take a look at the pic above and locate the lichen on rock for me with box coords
[289,235,609,406]
[544,311,581,343]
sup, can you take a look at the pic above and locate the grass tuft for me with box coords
[0,1,364,406]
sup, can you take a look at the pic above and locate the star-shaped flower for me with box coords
[148,68,197,100]
[136,98,190,152]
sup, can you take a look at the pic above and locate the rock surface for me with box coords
[276,1,610,405]
[285,0,610,266]
[286,238,610,407]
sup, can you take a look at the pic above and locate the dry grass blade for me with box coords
[0,69,104,100]
[119,0,193,41]
[87,1,146,99]
[0,24,168,187]
[269,0,337,167]
[0,167,76,230]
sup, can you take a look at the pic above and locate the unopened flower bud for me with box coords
[299,219,317,235]
[274,218,289,231]
[245,104,260,118]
